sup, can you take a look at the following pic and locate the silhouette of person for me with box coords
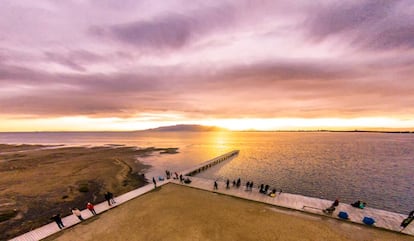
[214,180,218,190]
[104,192,111,206]
[51,214,64,229]
[107,192,116,205]
[153,177,157,188]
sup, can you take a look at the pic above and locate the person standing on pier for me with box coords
[153,177,157,188]
[236,178,241,187]
[51,214,64,229]
[249,181,253,191]
[72,208,84,221]
[104,192,111,206]
[246,181,250,190]
[226,179,230,189]
[108,191,116,205]
[87,202,97,215]
[214,180,218,190]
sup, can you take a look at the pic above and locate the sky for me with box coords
[1,0,414,131]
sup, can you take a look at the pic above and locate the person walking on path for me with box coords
[153,177,157,188]
[108,191,116,205]
[51,214,64,229]
[104,192,111,206]
[226,179,230,189]
[72,208,84,221]
[214,180,218,190]
[87,202,97,215]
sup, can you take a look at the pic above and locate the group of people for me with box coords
[214,178,282,198]
[165,170,185,180]
[351,200,367,209]
[258,184,282,197]
[223,178,244,189]
[51,191,115,229]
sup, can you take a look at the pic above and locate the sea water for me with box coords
[1,131,413,214]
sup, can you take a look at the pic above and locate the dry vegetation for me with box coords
[0,144,174,240]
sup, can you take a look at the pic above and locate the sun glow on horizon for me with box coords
[1,115,414,132]
[199,117,414,131]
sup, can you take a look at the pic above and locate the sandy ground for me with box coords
[46,184,413,241]
[0,144,176,240]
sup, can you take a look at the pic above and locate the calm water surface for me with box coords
[1,131,413,214]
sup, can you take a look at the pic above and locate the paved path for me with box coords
[171,176,414,236]
[9,180,170,241]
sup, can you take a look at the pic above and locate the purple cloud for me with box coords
[305,0,414,50]
[89,4,240,50]
[1,55,413,119]
[1,0,414,125]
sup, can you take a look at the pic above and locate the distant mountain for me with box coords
[144,124,227,132]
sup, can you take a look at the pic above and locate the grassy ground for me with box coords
[0,144,174,240]
[45,184,413,241]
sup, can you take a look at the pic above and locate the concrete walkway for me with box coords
[9,179,170,241]
[171,176,414,236]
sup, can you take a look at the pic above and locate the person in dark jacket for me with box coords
[51,214,64,229]
[153,177,157,188]
[104,192,111,206]
[108,192,116,205]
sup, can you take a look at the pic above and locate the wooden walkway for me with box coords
[9,149,413,240]
[171,176,414,236]
[180,150,239,176]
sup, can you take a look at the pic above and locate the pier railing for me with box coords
[181,150,239,176]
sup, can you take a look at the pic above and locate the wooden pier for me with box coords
[181,150,239,176]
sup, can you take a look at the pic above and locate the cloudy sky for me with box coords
[1,0,414,131]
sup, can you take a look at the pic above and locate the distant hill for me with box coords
[144,124,227,132]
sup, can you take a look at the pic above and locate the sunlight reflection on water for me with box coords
[1,131,413,214]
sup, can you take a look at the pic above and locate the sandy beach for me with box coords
[45,184,413,241]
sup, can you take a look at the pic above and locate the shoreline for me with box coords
[0,144,177,240]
